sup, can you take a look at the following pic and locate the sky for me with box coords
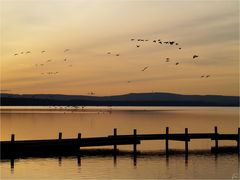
[1,0,239,96]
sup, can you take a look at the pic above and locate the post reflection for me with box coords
[10,158,14,174]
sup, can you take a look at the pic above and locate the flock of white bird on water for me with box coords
[12,37,211,95]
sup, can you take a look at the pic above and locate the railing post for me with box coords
[11,134,15,155]
[113,128,117,154]
[11,134,15,143]
[166,127,169,157]
[214,126,218,154]
[185,128,189,158]
[78,133,81,150]
[133,129,137,154]
[237,128,240,155]
[59,132,62,140]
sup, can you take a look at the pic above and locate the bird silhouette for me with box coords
[26,51,31,54]
[107,52,111,54]
[206,75,210,78]
[141,66,149,71]
[46,59,52,63]
[166,58,170,62]
[175,62,179,65]
[175,43,179,45]
[64,49,70,52]
[169,41,175,45]
[179,47,182,50]
[193,55,199,59]
[131,39,135,41]
[116,54,120,56]
[153,40,156,43]
[14,53,18,56]
[20,52,24,54]
[136,45,140,48]
[127,81,131,83]
[64,58,67,61]
[41,51,46,53]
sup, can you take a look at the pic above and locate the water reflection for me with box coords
[7,149,238,175]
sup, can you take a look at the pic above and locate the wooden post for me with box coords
[78,133,81,140]
[59,132,62,140]
[11,134,15,143]
[237,128,240,155]
[214,126,218,153]
[113,128,117,154]
[185,128,189,157]
[166,127,169,156]
[11,134,15,154]
[78,133,81,151]
[133,129,137,154]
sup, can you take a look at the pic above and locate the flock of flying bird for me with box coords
[12,37,211,95]
[105,37,210,79]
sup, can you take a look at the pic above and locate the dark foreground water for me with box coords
[0,106,239,179]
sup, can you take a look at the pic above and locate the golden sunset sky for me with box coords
[1,0,239,96]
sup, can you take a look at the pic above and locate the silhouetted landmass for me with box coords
[0,92,239,106]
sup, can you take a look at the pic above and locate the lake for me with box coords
[0,106,239,179]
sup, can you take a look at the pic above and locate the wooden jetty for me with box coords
[1,127,239,159]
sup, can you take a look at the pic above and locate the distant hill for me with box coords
[0,92,239,106]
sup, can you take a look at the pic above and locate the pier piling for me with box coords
[59,132,62,140]
[133,129,137,154]
[214,126,218,154]
[238,128,240,155]
[185,128,189,157]
[166,127,169,156]
[113,128,117,154]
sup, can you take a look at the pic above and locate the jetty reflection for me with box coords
[7,148,239,174]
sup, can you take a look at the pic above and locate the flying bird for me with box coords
[46,59,52,63]
[206,75,210,78]
[131,39,135,41]
[136,45,140,48]
[64,58,67,61]
[26,51,31,54]
[193,55,199,59]
[179,47,182,50]
[116,54,120,56]
[20,52,24,54]
[201,75,205,78]
[64,49,70,52]
[169,41,175,45]
[41,50,46,53]
[166,58,170,62]
[107,52,111,54]
[153,40,156,43]
[175,62,179,65]
[141,66,149,72]
[14,53,18,56]
[175,43,179,45]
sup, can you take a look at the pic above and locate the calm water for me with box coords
[0,106,239,179]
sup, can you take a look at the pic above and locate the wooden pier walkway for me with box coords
[1,127,239,159]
